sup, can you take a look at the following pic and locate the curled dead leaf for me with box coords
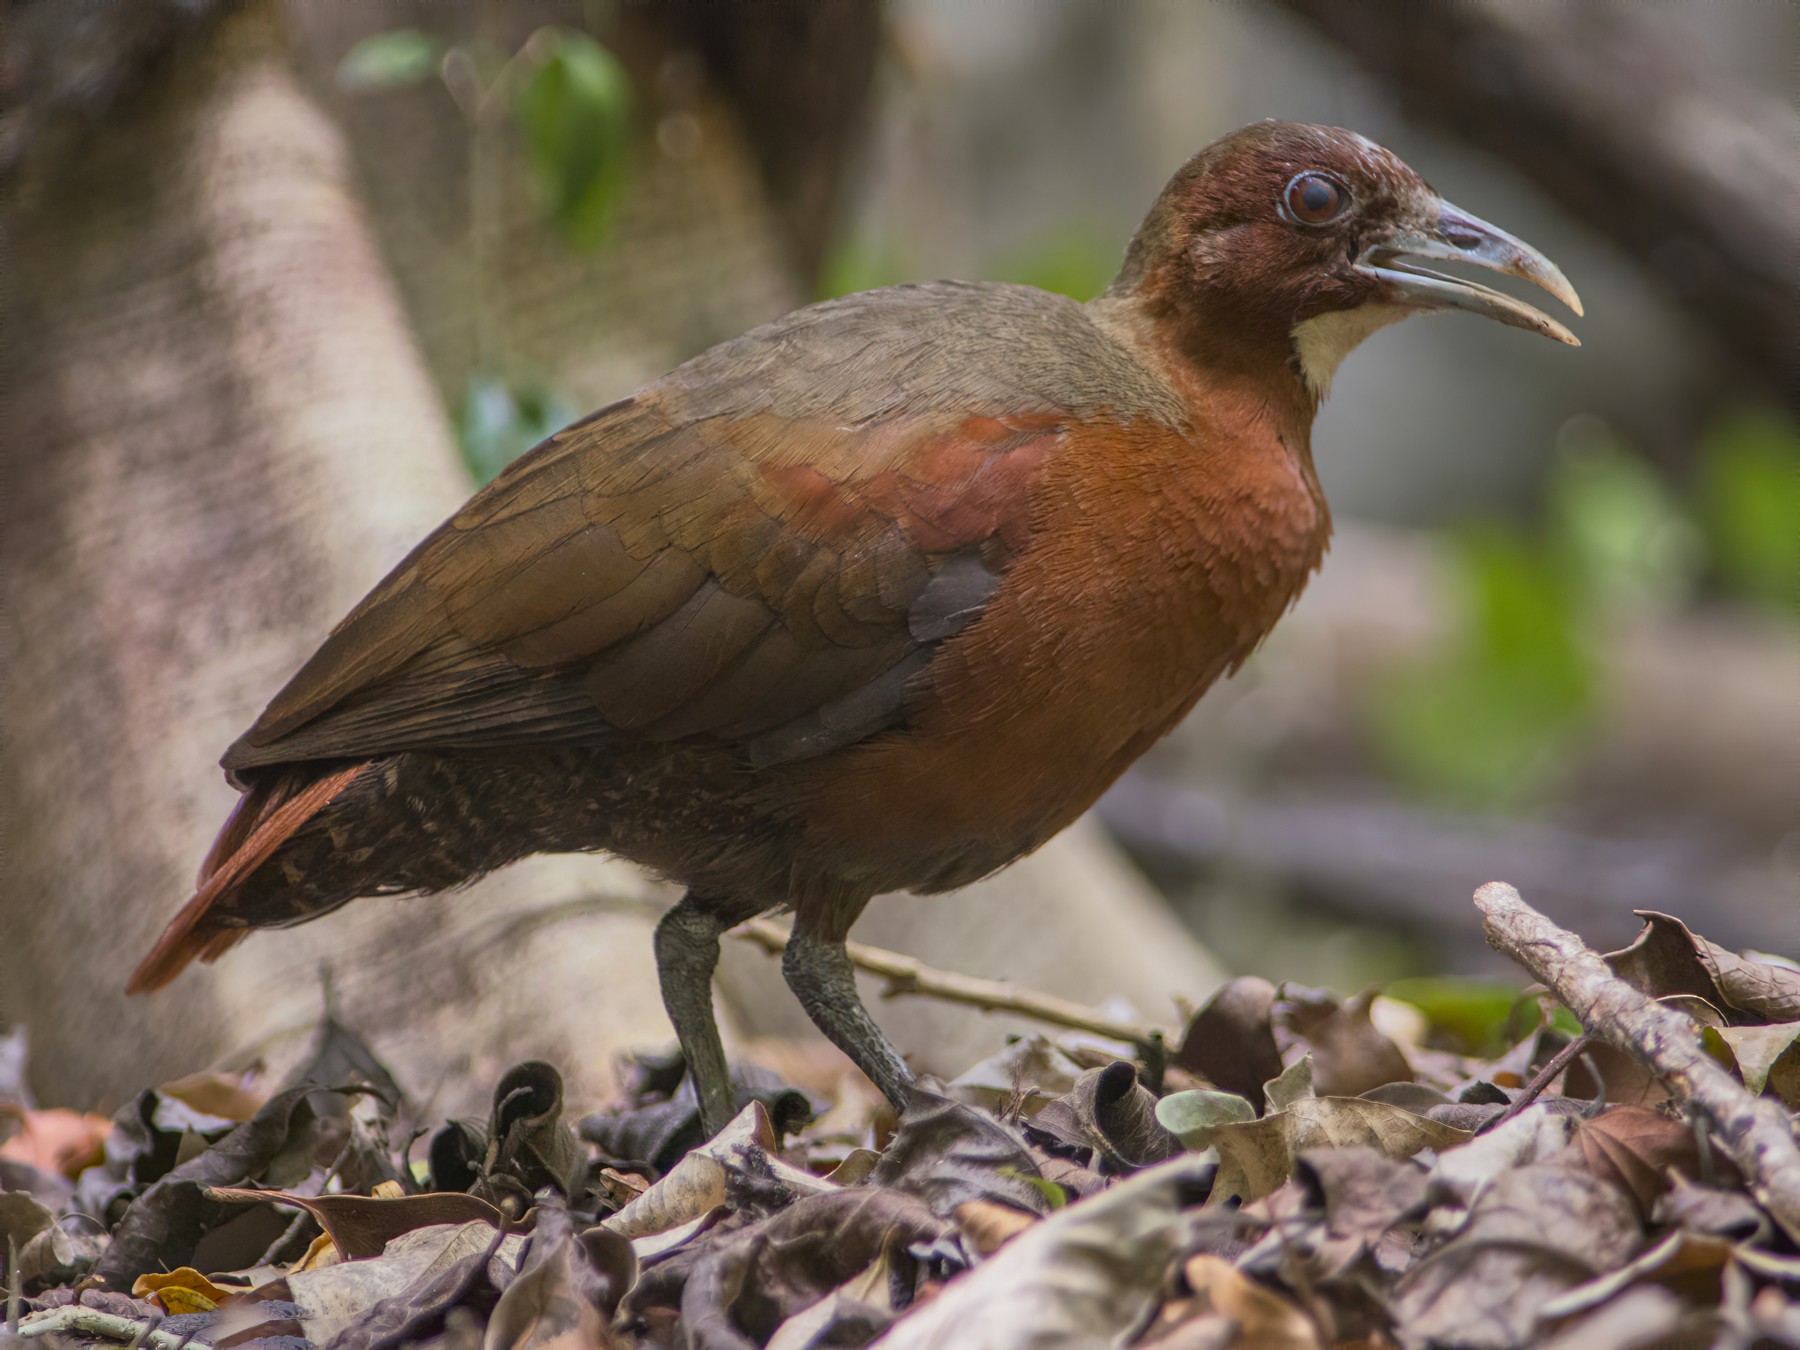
[132,1265,229,1313]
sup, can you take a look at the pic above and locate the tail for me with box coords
[127,762,370,994]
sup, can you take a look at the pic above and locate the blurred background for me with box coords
[5,0,1795,1106]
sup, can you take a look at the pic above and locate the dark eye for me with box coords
[1284,172,1348,225]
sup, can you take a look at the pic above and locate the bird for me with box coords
[130,121,1580,1138]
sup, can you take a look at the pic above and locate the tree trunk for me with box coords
[1,0,680,1115]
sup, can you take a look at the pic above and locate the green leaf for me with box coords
[455,372,576,486]
[514,28,632,249]
[1697,408,1800,612]
[1154,1089,1256,1152]
[337,30,443,92]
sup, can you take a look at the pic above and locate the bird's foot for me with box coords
[782,925,915,1109]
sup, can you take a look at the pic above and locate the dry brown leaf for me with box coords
[159,1071,270,1124]
[208,1185,510,1259]
[294,1230,343,1273]
[1210,1098,1471,1206]
[1395,1156,1644,1348]
[595,1166,649,1209]
[1718,1023,1800,1106]
[954,1197,1039,1255]
[482,1202,628,1350]
[132,1265,231,1313]
[1692,936,1800,1021]
[1573,1105,1722,1215]
[876,1156,1208,1349]
[1278,987,1413,1098]
[1613,911,1800,1023]
[218,1220,518,1348]
[601,1101,831,1239]
[1606,914,1725,1006]
[1538,1229,1732,1321]
[1175,977,1284,1102]
[822,1147,882,1186]
[0,1189,54,1250]
[1182,1255,1322,1349]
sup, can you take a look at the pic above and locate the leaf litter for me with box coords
[4,907,1800,1347]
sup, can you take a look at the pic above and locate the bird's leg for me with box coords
[653,892,750,1138]
[782,909,915,1108]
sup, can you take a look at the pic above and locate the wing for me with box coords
[221,285,1131,778]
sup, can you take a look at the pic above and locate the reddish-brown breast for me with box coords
[792,342,1330,899]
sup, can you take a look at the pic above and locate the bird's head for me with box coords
[1112,121,1582,400]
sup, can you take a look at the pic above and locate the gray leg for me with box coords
[782,921,914,1108]
[653,893,742,1138]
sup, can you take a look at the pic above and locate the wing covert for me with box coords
[224,388,1059,777]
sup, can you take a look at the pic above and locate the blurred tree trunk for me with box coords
[3,0,1225,1113]
[1,0,679,1115]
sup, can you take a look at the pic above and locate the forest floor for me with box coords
[5,887,1800,1348]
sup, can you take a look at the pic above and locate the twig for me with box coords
[1490,1033,1593,1128]
[16,1306,184,1346]
[732,919,1170,1054]
[1475,882,1800,1239]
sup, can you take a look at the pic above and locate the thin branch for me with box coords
[1490,1033,1592,1129]
[732,918,1169,1052]
[1475,882,1800,1239]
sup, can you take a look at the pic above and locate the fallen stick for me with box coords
[1475,881,1800,1238]
[16,1305,182,1346]
[732,918,1168,1051]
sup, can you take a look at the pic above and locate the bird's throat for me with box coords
[1290,303,1410,401]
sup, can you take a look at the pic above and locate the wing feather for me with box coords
[221,284,1147,778]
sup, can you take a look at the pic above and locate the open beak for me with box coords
[1357,201,1583,346]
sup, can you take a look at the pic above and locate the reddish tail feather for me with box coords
[127,763,368,994]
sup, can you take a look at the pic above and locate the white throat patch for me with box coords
[1291,304,1409,400]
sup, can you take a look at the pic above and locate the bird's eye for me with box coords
[1284,172,1348,225]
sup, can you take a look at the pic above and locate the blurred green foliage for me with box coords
[1383,977,1529,1057]
[819,222,1120,303]
[816,232,912,301]
[1548,418,1700,615]
[1367,407,1797,810]
[336,29,443,91]
[338,27,630,253]
[1698,409,1800,613]
[456,372,577,486]
[513,29,632,250]
[992,223,1119,301]
[1367,525,1596,810]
